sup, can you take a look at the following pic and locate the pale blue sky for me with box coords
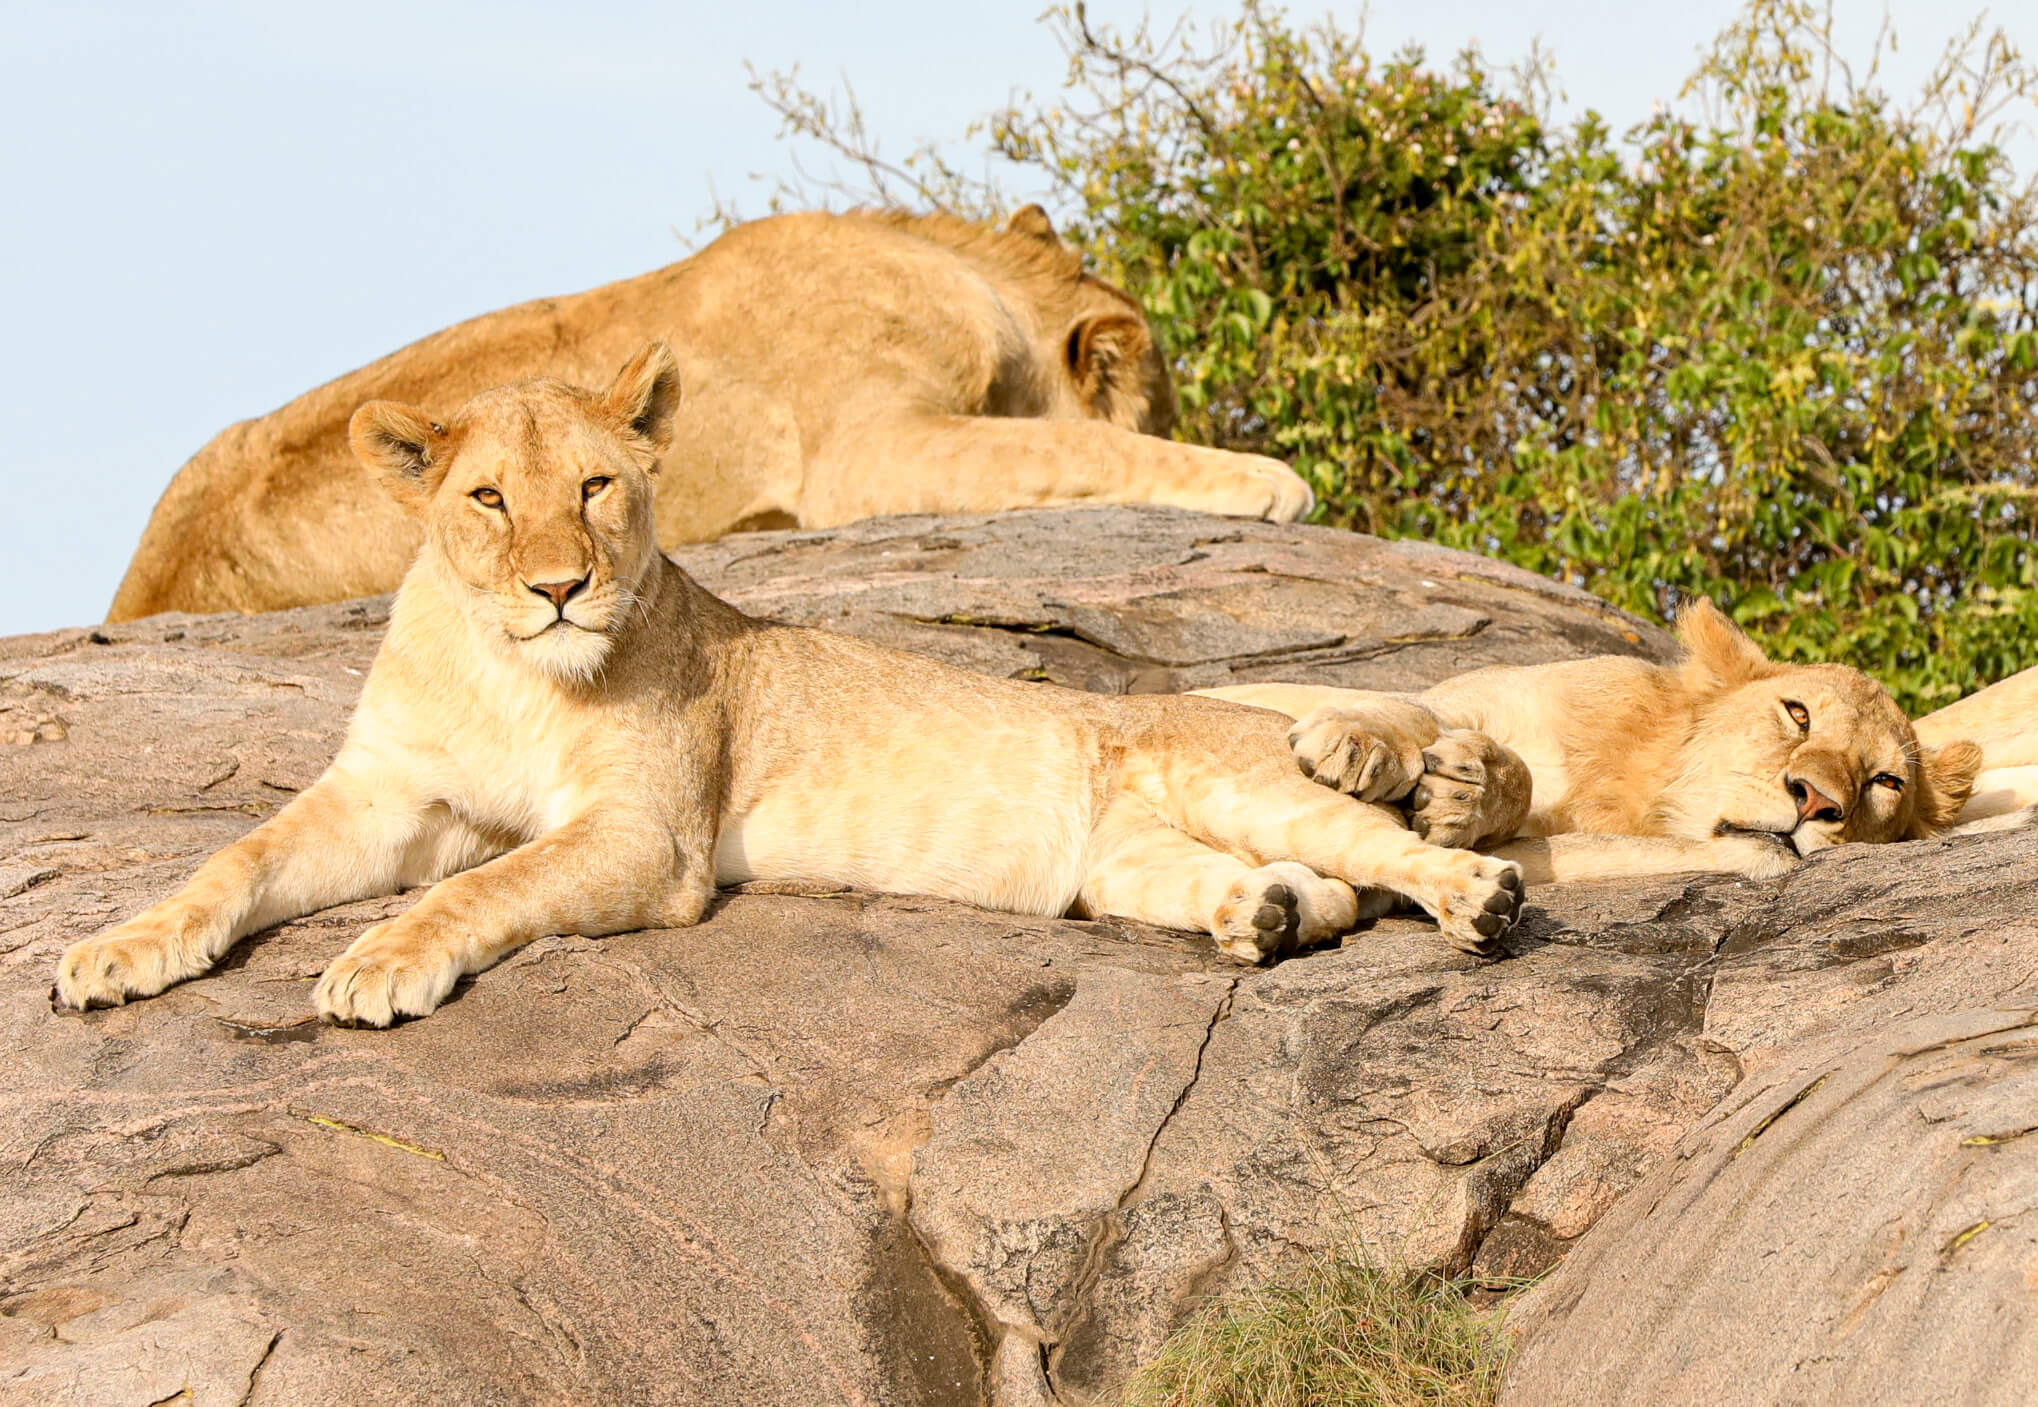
[2,2,2028,635]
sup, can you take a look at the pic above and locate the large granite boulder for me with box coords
[1502,1007,2038,1406]
[1499,857,2038,1405]
[2,506,2031,1406]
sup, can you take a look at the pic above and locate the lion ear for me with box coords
[1908,738,1984,837]
[350,401,449,513]
[1677,597,1776,689]
[600,341,682,460]
[1006,204,1059,241]
[1066,313,1151,413]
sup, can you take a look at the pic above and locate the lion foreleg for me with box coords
[1226,696,1530,850]
[1075,796,1358,963]
[313,807,706,1027]
[805,415,1313,524]
[1407,730,1534,848]
[55,768,444,1010]
[1157,762,1524,956]
[1488,833,1799,884]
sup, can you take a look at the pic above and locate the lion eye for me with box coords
[471,487,504,510]
[1784,700,1811,731]
[1871,773,1905,793]
[582,476,613,500]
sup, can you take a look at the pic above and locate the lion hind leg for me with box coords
[1077,799,1357,962]
[1210,862,1363,964]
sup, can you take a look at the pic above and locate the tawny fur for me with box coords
[1200,601,1989,884]
[108,208,1311,621]
[1902,668,2038,830]
[57,346,1517,1028]
[1911,665,2038,829]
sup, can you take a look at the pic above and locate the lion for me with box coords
[107,207,1312,622]
[1914,664,2038,827]
[1197,600,1989,883]
[56,344,1521,1027]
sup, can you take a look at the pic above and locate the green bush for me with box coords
[747,0,2038,712]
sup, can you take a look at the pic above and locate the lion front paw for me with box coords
[1708,832,1802,880]
[1247,459,1315,522]
[313,921,464,1028]
[1189,454,1315,522]
[1409,730,1533,849]
[1290,708,1427,804]
[55,911,214,1011]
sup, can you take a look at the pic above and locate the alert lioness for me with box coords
[56,345,1519,1027]
[1200,601,1987,883]
[109,207,1311,621]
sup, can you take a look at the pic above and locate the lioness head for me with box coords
[1660,600,1983,853]
[1001,204,1178,437]
[349,343,680,683]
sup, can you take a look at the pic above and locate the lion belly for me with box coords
[711,721,1099,916]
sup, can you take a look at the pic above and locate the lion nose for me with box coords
[1786,775,1845,825]
[527,575,589,611]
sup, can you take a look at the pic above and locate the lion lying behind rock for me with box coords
[108,207,1311,621]
[1914,662,2038,825]
[1202,604,2012,882]
[58,345,1518,1026]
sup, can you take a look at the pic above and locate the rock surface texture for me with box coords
[1500,885,2038,1406]
[2,506,2030,1406]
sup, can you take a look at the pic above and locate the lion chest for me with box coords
[443,745,595,841]
[357,687,630,845]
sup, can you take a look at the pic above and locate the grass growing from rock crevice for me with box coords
[1115,1256,1508,1407]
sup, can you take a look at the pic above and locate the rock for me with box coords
[909,968,1228,1350]
[1501,1008,2038,1406]
[1500,851,2038,1407]
[2,505,2032,1405]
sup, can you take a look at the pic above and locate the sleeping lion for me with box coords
[108,207,1311,622]
[56,344,1522,1027]
[1200,603,1997,883]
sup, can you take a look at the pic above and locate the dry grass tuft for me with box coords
[1115,1255,1510,1407]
